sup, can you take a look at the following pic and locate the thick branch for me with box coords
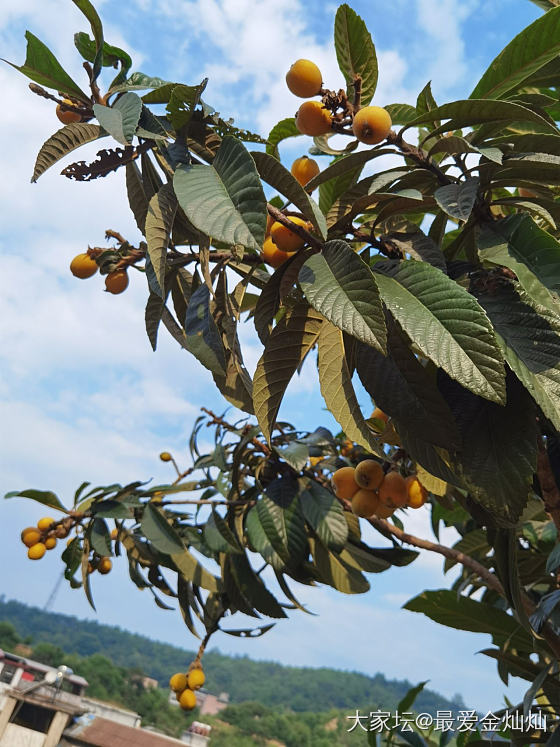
[368,515,505,595]
[386,131,453,186]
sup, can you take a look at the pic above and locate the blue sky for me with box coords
[0,0,544,715]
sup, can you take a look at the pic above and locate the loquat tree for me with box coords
[4,0,560,739]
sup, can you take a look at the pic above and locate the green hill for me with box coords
[0,596,464,713]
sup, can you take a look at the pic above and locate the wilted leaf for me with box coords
[31,123,104,182]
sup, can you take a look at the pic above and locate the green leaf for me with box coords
[477,285,560,432]
[93,92,142,146]
[251,151,327,238]
[405,99,559,137]
[73,33,132,88]
[174,136,267,251]
[253,304,322,443]
[381,224,446,272]
[398,681,428,713]
[109,72,172,96]
[72,0,104,80]
[356,321,460,450]
[438,372,537,526]
[173,548,221,593]
[227,553,287,618]
[373,260,506,404]
[385,103,418,126]
[470,7,560,100]
[334,4,378,107]
[434,177,479,221]
[203,507,242,554]
[478,214,560,313]
[338,541,391,573]
[416,82,440,132]
[273,442,309,472]
[310,538,369,594]
[546,544,560,574]
[144,183,177,298]
[299,480,348,552]
[253,495,307,570]
[141,503,185,555]
[299,240,386,352]
[166,81,208,131]
[266,117,301,159]
[318,322,385,457]
[144,293,164,352]
[404,589,534,650]
[4,31,89,102]
[89,518,112,557]
[184,285,227,376]
[125,161,149,233]
[31,123,104,183]
[5,489,66,512]
[304,149,388,194]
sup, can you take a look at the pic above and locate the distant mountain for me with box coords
[0,596,465,713]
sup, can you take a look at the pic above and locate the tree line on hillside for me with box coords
[0,597,464,713]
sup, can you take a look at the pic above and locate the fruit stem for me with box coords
[386,131,454,186]
[83,62,102,104]
[351,75,362,114]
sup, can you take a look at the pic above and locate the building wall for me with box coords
[80,698,141,727]
[0,723,46,747]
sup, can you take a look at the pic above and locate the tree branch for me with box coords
[537,437,560,535]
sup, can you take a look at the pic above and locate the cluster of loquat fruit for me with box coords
[260,58,393,271]
[286,58,392,144]
[169,665,205,711]
[70,252,129,294]
[332,461,428,519]
[21,516,115,576]
[20,517,68,560]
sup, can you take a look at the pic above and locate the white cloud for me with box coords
[415,0,478,96]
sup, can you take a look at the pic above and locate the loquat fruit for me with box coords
[261,236,291,269]
[98,557,112,575]
[291,156,320,190]
[21,527,41,547]
[375,503,394,519]
[270,217,309,253]
[56,99,83,125]
[111,528,118,540]
[178,688,197,710]
[331,466,359,500]
[378,471,408,509]
[37,517,55,531]
[159,452,172,462]
[70,253,98,279]
[28,543,46,560]
[351,488,380,518]
[169,672,188,692]
[352,106,392,145]
[354,460,384,491]
[44,537,57,550]
[286,59,322,98]
[105,270,129,294]
[295,100,332,136]
[187,668,205,690]
[405,475,428,509]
